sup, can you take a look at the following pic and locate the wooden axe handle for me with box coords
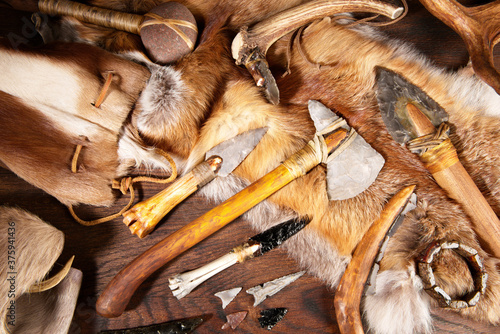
[334,185,416,334]
[96,129,348,318]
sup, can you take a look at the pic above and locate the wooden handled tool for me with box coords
[405,103,500,258]
[123,127,267,238]
[96,128,348,318]
[334,184,416,334]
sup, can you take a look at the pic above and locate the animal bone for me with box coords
[418,0,500,95]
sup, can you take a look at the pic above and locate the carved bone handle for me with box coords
[232,0,404,64]
[123,157,222,238]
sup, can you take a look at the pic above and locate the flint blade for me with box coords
[206,127,267,177]
[309,101,385,200]
[249,217,311,255]
[375,67,449,144]
[244,48,280,104]
[308,100,341,133]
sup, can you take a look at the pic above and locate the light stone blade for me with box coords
[308,100,340,133]
[246,271,306,306]
[214,287,242,309]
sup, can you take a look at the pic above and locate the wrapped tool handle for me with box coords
[421,139,500,258]
[96,129,348,318]
[38,0,144,34]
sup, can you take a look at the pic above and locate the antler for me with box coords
[418,0,500,94]
[231,0,404,104]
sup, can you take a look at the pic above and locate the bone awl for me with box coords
[168,216,311,299]
[96,128,348,318]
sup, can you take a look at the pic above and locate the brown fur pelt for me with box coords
[4,1,500,333]
[0,39,155,206]
[0,206,82,334]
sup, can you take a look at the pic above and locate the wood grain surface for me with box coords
[1,0,500,333]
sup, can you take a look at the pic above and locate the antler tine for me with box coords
[418,0,500,94]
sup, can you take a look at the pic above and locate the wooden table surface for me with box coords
[1,0,500,333]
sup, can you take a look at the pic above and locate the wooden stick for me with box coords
[407,103,500,258]
[123,156,222,238]
[96,128,348,318]
[334,185,416,334]
[418,0,500,94]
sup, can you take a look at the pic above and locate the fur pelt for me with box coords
[3,1,500,333]
[0,206,82,334]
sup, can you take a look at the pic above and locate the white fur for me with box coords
[363,268,433,334]
[136,65,189,135]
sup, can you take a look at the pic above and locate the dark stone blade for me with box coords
[249,217,311,255]
[98,316,206,334]
[375,67,449,144]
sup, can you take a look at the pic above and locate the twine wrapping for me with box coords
[140,13,198,51]
[39,0,144,34]
[233,243,257,263]
[282,134,328,179]
[407,123,458,173]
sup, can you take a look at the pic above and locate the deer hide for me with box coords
[0,206,82,334]
[0,39,154,206]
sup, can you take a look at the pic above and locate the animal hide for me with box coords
[3,1,500,333]
[0,206,82,334]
